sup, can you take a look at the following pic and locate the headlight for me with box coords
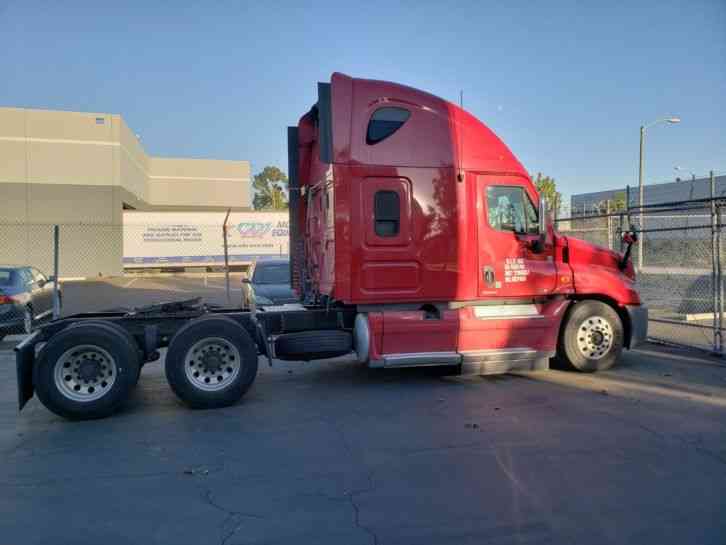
[253,294,274,305]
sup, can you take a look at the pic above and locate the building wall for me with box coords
[0,107,251,277]
[148,157,251,209]
[571,176,726,216]
[117,115,149,203]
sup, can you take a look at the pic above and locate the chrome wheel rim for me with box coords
[184,337,241,392]
[576,316,614,360]
[54,345,117,402]
[23,309,32,334]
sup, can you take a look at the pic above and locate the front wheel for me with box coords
[558,300,624,372]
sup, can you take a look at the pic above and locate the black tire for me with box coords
[67,320,144,384]
[558,300,624,372]
[274,330,352,360]
[165,315,258,409]
[34,323,141,420]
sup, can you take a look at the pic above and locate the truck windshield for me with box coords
[253,263,290,284]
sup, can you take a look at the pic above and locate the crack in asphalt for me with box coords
[328,417,381,545]
[201,489,266,545]
[346,471,379,545]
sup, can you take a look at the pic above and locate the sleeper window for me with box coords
[374,191,400,237]
[366,107,411,145]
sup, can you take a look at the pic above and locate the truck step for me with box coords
[460,349,552,375]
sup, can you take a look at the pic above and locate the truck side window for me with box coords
[366,107,411,145]
[487,186,538,234]
[374,191,400,237]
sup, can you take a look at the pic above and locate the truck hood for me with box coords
[564,236,641,305]
[566,236,623,270]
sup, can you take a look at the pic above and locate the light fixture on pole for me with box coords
[674,166,696,182]
[637,116,681,269]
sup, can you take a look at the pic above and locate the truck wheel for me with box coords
[165,315,258,409]
[67,320,143,385]
[34,323,141,419]
[558,300,623,372]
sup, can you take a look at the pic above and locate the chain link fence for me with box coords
[0,220,290,329]
[556,171,726,354]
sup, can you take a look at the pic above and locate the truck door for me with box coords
[476,176,558,298]
[356,177,417,297]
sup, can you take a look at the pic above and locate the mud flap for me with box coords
[15,331,41,410]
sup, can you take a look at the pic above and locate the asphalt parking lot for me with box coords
[1,335,726,544]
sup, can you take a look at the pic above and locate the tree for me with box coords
[252,166,289,210]
[532,172,561,217]
[611,191,627,212]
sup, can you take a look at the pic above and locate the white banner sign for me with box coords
[123,211,289,267]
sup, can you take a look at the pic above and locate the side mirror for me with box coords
[242,278,251,284]
[538,199,548,237]
[618,230,638,270]
[527,199,549,254]
[47,275,56,283]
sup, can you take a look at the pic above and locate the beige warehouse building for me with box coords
[0,107,251,277]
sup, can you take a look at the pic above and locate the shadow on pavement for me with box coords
[517,343,726,408]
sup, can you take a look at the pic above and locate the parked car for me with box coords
[241,259,297,307]
[0,265,61,340]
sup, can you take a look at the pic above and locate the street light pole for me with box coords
[636,116,681,270]
[638,125,645,269]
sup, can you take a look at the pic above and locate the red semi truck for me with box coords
[15,73,647,420]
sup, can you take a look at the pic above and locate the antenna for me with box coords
[457,90,464,182]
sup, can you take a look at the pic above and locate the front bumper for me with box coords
[625,305,648,349]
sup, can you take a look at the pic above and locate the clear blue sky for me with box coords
[1,0,724,198]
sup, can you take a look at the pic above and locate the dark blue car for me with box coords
[0,266,61,340]
[241,259,297,307]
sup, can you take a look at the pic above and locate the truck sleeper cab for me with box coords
[15,73,647,420]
